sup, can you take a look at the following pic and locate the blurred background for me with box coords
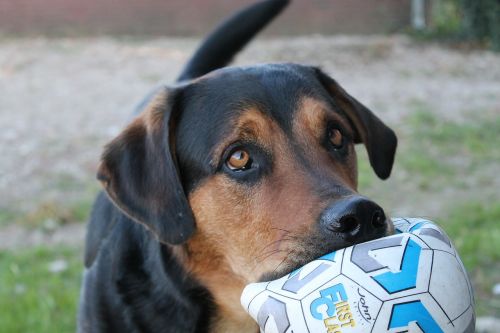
[0,0,498,331]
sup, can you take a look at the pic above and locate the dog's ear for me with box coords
[315,68,397,179]
[96,87,195,244]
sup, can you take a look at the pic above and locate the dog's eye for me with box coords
[328,128,344,150]
[226,149,253,171]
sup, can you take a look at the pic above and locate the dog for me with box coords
[78,1,397,332]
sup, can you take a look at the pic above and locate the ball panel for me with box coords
[372,294,450,333]
[266,249,344,299]
[345,276,383,330]
[451,306,475,333]
[342,234,431,300]
[244,289,308,333]
[300,275,381,332]
[429,251,471,320]
[241,281,271,312]
[409,222,456,255]
[455,254,475,307]
[371,238,424,294]
[392,217,412,234]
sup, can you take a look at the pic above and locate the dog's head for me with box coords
[97,63,396,316]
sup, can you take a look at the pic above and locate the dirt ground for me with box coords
[0,35,499,249]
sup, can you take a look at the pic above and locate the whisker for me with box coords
[269,227,292,234]
[254,235,295,257]
[251,233,300,275]
[272,249,294,275]
[255,246,287,261]
[249,249,288,274]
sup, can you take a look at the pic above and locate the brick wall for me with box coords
[0,0,411,36]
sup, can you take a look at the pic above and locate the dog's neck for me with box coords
[210,297,259,333]
[170,244,259,333]
[205,277,258,333]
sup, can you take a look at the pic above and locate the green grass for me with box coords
[356,151,374,189]
[438,202,500,316]
[0,209,17,226]
[440,202,500,270]
[0,246,82,333]
[394,108,499,190]
[1,176,99,230]
[0,197,95,229]
[1,175,100,228]
[406,109,500,159]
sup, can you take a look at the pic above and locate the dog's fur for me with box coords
[78,1,397,332]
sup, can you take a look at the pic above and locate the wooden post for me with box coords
[412,0,426,30]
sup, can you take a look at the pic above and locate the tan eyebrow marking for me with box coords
[209,107,278,166]
[293,96,351,144]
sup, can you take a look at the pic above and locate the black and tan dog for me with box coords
[78,1,397,332]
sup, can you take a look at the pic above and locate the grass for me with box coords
[0,246,82,333]
[0,173,101,228]
[441,203,500,270]
[0,209,17,226]
[20,198,94,228]
[405,108,500,159]
[356,151,373,189]
[379,104,499,191]
[0,198,94,231]
[438,202,500,316]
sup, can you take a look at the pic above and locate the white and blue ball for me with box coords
[241,218,475,333]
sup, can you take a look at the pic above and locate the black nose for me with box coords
[320,196,387,240]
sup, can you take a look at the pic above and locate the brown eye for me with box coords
[329,128,343,149]
[227,149,252,170]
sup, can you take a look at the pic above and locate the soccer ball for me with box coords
[241,218,475,333]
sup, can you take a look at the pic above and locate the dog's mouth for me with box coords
[258,217,394,282]
[257,240,345,282]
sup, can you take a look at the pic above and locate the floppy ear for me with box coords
[96,87,195,244]
[315,68,397,179]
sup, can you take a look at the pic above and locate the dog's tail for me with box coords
[177,0,289,82]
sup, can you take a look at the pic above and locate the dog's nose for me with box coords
[320,196,387,240]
